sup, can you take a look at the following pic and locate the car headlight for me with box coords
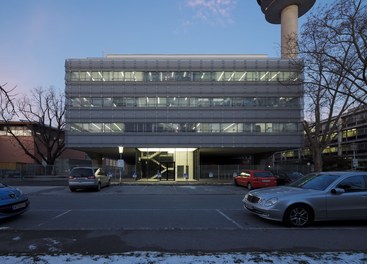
[260,197,278,207]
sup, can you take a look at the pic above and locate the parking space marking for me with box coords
[216,209,244,230]
[35,210,72,227]
[53,210,72,219]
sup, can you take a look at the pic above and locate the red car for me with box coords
[234,170,277,190]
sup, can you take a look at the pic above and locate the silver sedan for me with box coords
[243,171,367,227]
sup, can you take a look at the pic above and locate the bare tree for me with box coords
[0,83,16,120]
[5,87,66,167]
[298,0,366,171]
[307,0,367,104]
[302,51,354,171]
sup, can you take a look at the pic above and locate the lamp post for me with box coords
[351,143,357,170]
[118,146,124,184]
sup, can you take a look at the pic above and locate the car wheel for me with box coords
[95,182,101,191]
[69,188,76,192]
[284,204,313,227]
[247,183,252,190]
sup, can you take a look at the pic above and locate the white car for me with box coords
[68,167,111,192]
[243,171,367,227]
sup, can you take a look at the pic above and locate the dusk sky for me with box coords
[1,0,331,95]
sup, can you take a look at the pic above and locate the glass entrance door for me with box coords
[140,151,175,181]
[138,148,196,181]
[160,162,175,181]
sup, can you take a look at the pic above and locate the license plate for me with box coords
[262,180,270,182]
[12,202,26,210]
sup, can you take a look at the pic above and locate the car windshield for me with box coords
[289,173,341,191]
[71,168,94,177]
[254,171,273,177]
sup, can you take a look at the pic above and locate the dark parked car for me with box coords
[269,170,290,185]
[0,183,30,219]
[68,167,111,192]
[243,171,367,227]
[270,170,304,185]
[287,171,304,183]
[234,170,277,190]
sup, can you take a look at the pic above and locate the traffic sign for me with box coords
[117,159,125,168]
[352,159,358,168]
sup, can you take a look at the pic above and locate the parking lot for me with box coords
[1,184,367,255]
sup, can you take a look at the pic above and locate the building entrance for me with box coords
[138,148,196,181]
[140,151,175,180]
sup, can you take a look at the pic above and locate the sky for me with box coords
[1,0,331,96]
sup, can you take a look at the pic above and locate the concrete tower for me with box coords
[257,0,316,58]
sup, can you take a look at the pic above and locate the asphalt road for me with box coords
[1,184,367,255]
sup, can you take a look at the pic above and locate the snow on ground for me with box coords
[0,252,366,264]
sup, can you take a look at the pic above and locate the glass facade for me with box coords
[0,126,32,136]
[69,122,300,134]
[69,70,300,82]
[69,96,300,108]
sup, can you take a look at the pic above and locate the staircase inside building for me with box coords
[140,152,175,180]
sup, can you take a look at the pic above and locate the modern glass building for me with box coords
[65,54,304,181]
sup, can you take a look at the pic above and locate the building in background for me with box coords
[64,54,304,181]
[273,107,367,172]
[0,121,89,177]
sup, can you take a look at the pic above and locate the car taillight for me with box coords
[69,176,75,179]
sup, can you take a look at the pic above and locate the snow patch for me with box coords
[0,252,366,264]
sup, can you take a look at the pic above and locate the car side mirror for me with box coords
[331,188,345,195]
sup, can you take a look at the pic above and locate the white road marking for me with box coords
[216,209,244,229]
[19,209,367,231]
[35,210,72,227]
[53,210,72,219]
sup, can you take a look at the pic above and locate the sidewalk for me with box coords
[0,176,68,186]
[113,178,233,185]
[1,176,233,186]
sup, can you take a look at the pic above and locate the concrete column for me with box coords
[281,4,298,59]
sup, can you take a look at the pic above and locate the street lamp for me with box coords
[118,146,124,157]
[118,146,124,183]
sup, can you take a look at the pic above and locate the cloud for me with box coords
[185,0,236,26]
